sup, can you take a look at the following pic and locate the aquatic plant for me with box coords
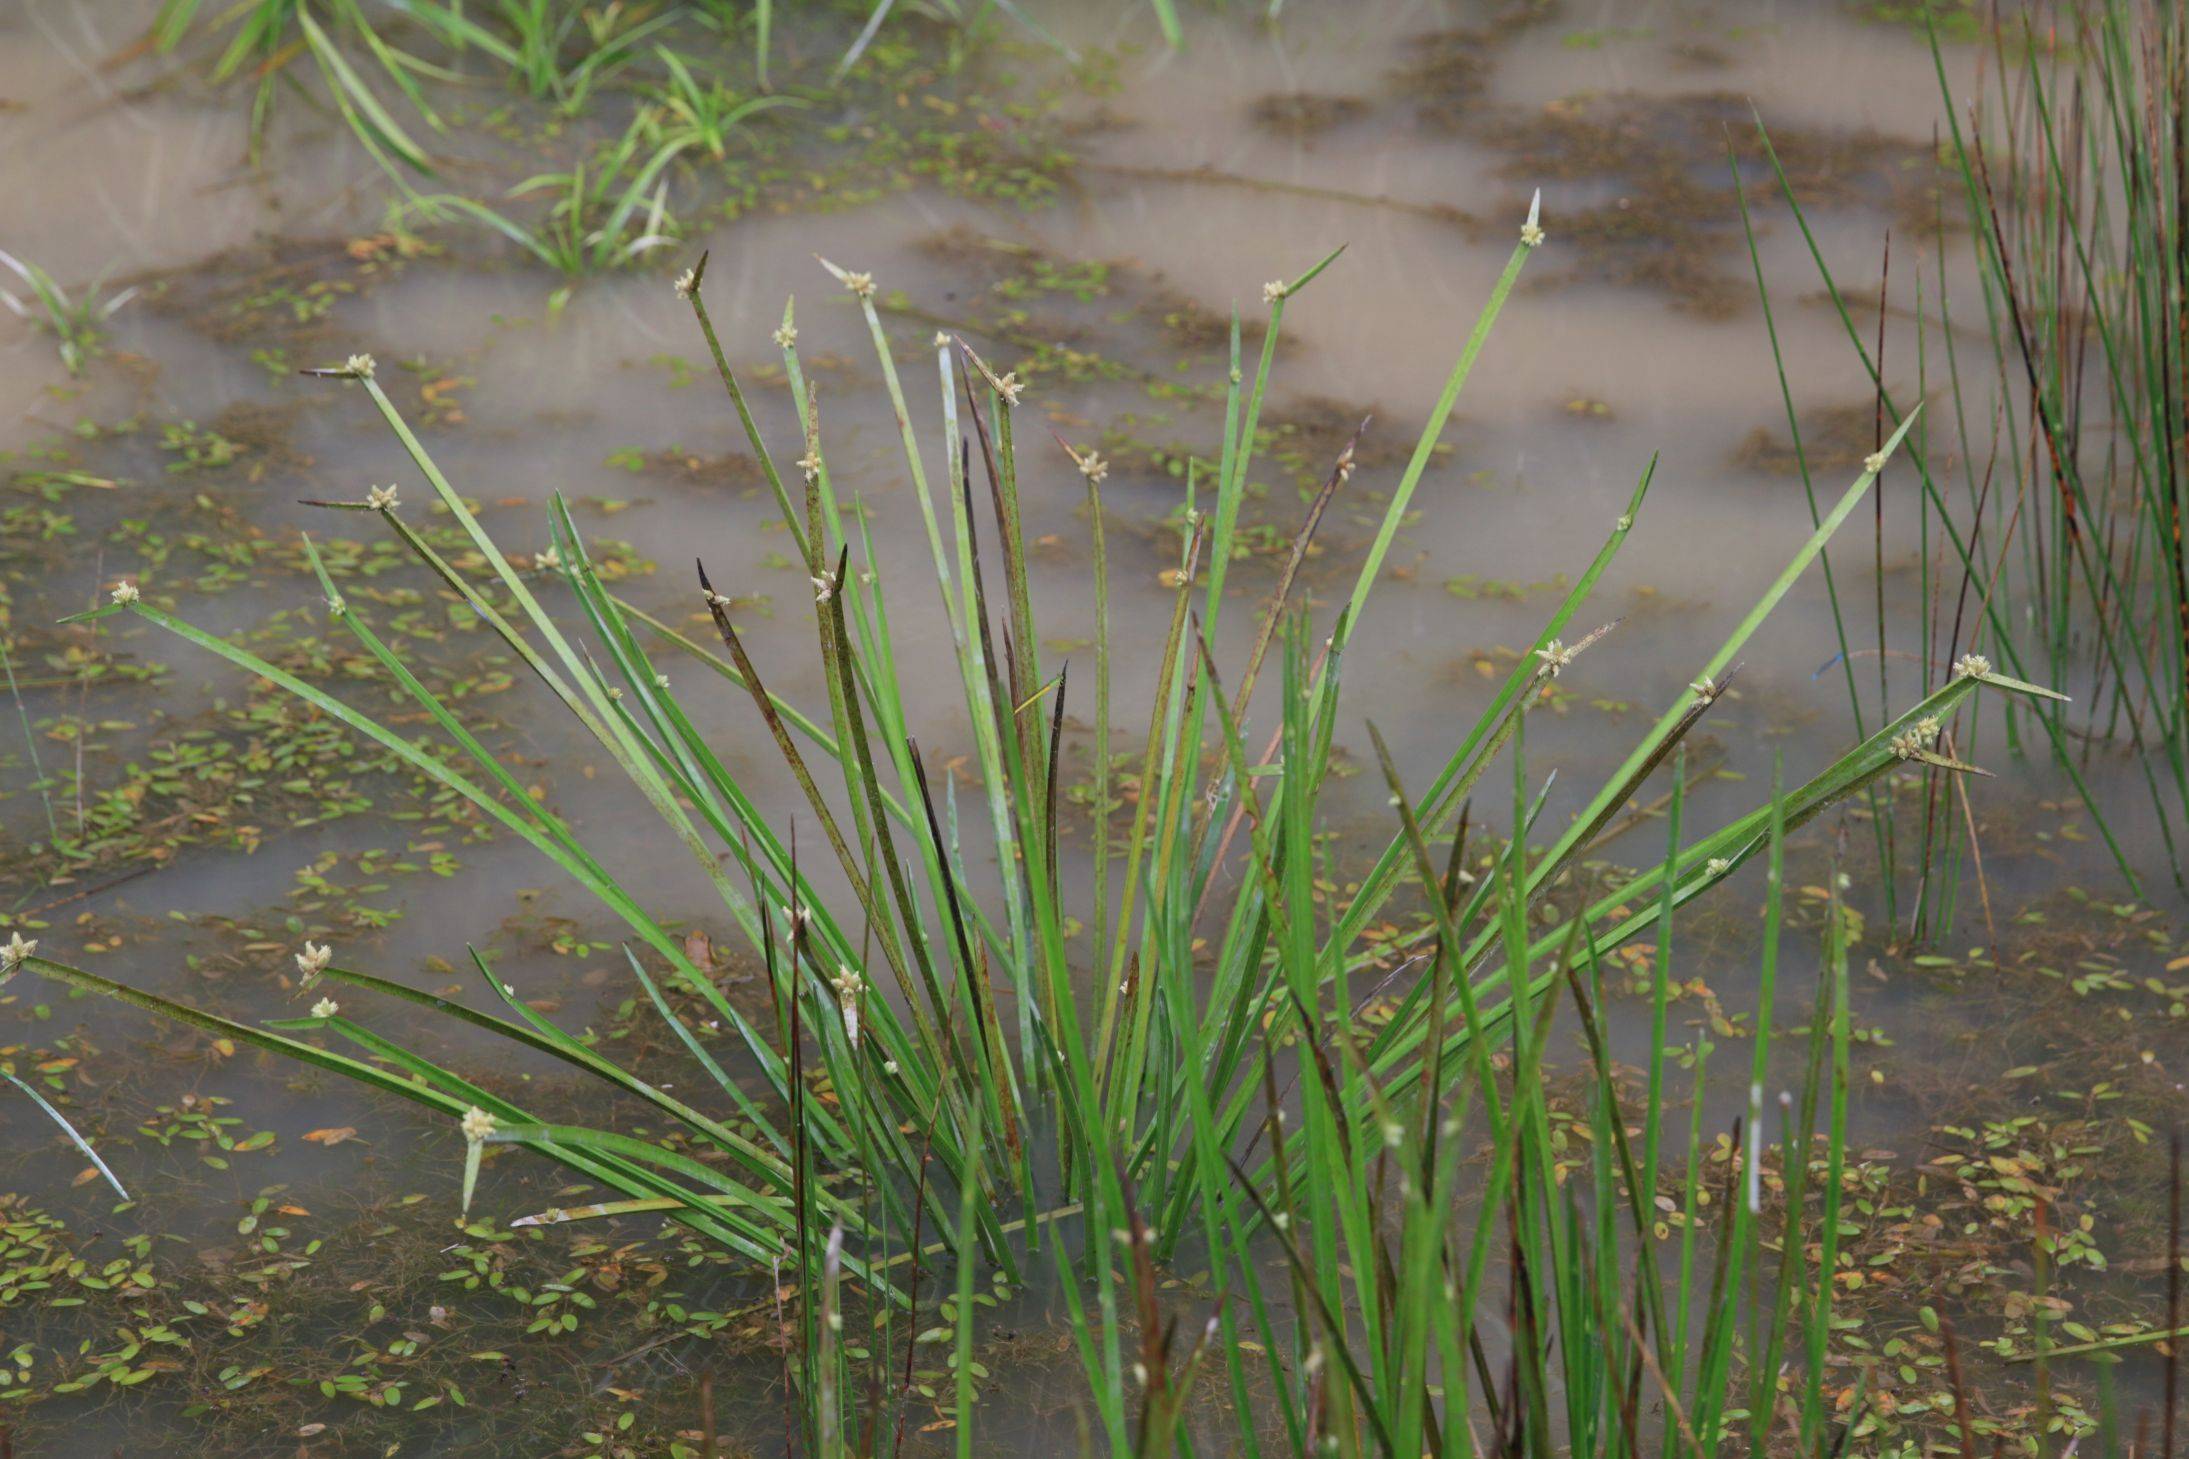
[0,933,126,1201]
[18,204,2068,1453]
[400,0,685,115]
[1773,0,2187,904]
[402,114,685,308]
[642,44,807,161]
[149,0,446,174]
[144,0,1176,179]
[0,251,140,378]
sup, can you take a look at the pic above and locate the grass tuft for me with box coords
[22,207,2075,1454]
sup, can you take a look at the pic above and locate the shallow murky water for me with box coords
[2,1,2181,1454]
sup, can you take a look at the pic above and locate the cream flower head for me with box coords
[1891,715,1944,761]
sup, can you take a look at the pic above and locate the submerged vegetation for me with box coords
[143,0,1165,178]
[136,0,1093,311]
[0,252,138,379]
